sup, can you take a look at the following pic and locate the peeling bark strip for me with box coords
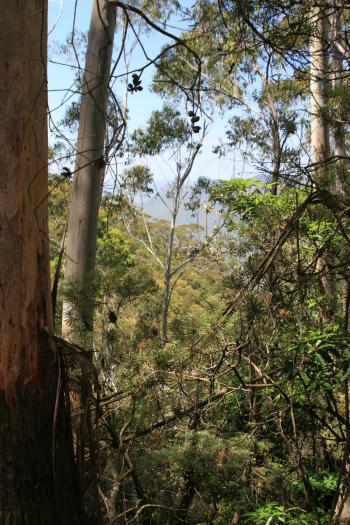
[0,1,82,521]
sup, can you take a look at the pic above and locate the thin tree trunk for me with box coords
[332,11,348,196]
[265,88,281,298]
[62,0,116,340]
[0,1,82,522]
[160,144,201,343]
[162,208,177,343]
[266,91,281,196]
[331,9,349,328]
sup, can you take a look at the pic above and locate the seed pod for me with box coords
[94,157,106,169]
[61,167,72,178]
[109,310,117,324]
[192,125,201,133]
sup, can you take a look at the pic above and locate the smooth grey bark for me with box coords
[61,0,116,507]
[310,6,338,318]
[62,0,117,340]
[310,7,331,182]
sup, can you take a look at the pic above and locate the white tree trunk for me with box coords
[310,6,338,318]
[310,7,330,182]
[162,207,177,342]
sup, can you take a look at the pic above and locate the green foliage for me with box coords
[244,503,328,525]
[121,165,154,197]
[97,223,135,271]
[60,100,80,130]
[130,105,191,155]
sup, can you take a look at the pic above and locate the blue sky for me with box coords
[47,0,245,186]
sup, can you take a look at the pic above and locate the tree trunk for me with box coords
[310,6,338,318]
[0,1,82,522]
[334,462,350,525]
[266,90,281,196]
[310,7,331,184]
[330,7,350,524]
[331,9,349,329]
[332,9,348,196]
[62,0,116,499]
[161,209,177,343]
[62,0,116,340]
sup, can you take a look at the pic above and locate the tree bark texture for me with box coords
[310,6,338,318]
[331,10,349,330]
[161,210,176,343]
[266,90,281,196]
[331,10,348,195]
[334,463,350,525]
[0,2,82,523]
[330,7,350,523]
[310,7,331,185]
[62,0,116,339]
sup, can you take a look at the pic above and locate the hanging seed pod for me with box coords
[128,73,143,94]
[61,167,72,178]
[108,310,117,324]
[94,156,106,169]
[132,74,141,86]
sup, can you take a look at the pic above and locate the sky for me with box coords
[46,0,250,223]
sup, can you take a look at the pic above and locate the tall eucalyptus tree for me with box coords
[0,1,82,521]
[62,0,117,340]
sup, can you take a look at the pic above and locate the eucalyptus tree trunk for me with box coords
[310,7,331,182]
[266,90,281,196]
[61,0,116,496]
[330,8,350,523]
[0,1,82,522]
[62,0,116,340]
[255,65,282,196]
[331,9,350,329]
[161,193,179,343]
[310,6,337,319]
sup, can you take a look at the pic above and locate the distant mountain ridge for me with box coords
[141,189,220,233]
